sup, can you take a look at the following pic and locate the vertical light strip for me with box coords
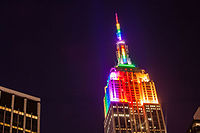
[115,13,122,41]
[121,45,127,64]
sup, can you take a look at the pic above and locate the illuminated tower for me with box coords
[103,13,167,133]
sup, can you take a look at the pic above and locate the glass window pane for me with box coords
[120,117,125,128]
[0,110,4,122]
[26,117,31,130]
[32,118,37,132]
[116,130,120,133]
[14,96,24,112]
[4,126,10,133]
[0,92,12,108]
[13,113,18,126]
[18,115,24,128]
[121,130,126,133]
[26,100,37,115]
[12,128,17,133]
[0,125,3,132]
[5,111,11,124]
[115,117,119,128]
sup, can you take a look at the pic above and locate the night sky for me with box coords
[0,1,200,133]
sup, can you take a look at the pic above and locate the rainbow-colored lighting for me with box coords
[103,68,159,117]
[116,13,122,41]
[121,45,127,64]
[104,13,157,117]
[115,14,135,67]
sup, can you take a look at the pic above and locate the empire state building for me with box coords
[103,14,167,133]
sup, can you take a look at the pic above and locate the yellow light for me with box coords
[116,24,120,30]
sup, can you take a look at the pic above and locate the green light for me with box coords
[117,64,136,68]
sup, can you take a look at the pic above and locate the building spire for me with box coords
[115,13,135,67]
[115,13,122,41]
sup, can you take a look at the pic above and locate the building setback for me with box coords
[103,14,167,133]
[0,86,40,133]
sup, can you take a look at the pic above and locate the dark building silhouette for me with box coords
[0,86,40,133]
[103,14,167,133]
[187,107,200,133]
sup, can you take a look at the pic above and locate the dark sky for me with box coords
[0,1,200,133]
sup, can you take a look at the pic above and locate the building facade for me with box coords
[103,14,167,133]
[187,107,200,133]
[0,86,40,133]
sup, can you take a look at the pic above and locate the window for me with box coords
[12,128,17,133]
[0,92,12,108]
[4,126,10,133]
[132,123,135,131]
[149,121,153,129]
[118,108,124,113]
[32,118,37,132]
[120,117,125,128]
[14,96,24,112]
[135,116,140,131]
[0,125,3,132]
[116,130,120,133]
[121,130,126,133]
[0,110,4,122]
[117,103,123,106]
[115,117,119,128]
[112,103,116,106]
[18,115,24,128]
[13,113,18,126]
[127,118,131,128]
[113,108,117,113]
[5,111,11,124]
[26,117,31,130]
[140,115,144,124]
[26,100,37,115]
[125,108,129,114]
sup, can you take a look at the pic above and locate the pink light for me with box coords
[110,72,118,80]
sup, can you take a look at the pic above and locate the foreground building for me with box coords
[0,86,40,133]
[103,14,167,133]
[187,107,200,133]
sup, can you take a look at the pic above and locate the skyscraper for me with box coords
[103,14,167,133]
[0,86,41,133]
